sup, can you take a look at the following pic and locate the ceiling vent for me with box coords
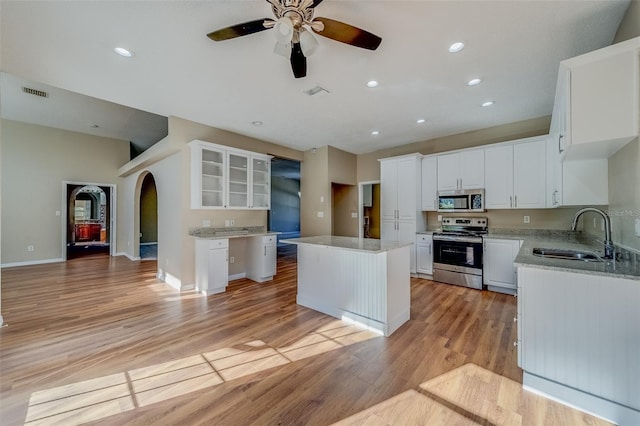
[22,87,49,98]
[303,85,329,96]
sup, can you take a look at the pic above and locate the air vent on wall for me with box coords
[22,87,48,98]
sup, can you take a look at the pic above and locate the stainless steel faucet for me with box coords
[570,207,615,259]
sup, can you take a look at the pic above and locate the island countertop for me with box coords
[281,236,412,254]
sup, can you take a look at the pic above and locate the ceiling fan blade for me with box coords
[311,0,325,7]
[290,43,307,78]
[312,17,381,50]
[207,18,271,41]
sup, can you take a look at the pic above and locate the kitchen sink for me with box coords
[532,248,603,262]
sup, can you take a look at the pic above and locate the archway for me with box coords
[139,173,158,260]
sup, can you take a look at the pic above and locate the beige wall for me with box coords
[1,119,129,265]
[300,146,330,236]
[331,183,358,237]
[614,0,639,43]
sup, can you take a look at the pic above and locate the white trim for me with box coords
[140,242,158,246]
[1,258,64,268]
[228,272,246,281]
[62,181,117,260]
[358,180,380,239]
[115,252,140,261]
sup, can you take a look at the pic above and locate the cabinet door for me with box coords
[396,157,417,220]
[380,160,398,221]
[421,156,438,211]
[251,156,270,209]
[416,235,433,274]
[209,247,229,291]
[264,242,277,277]
[546,135,562,207]
[193,145,226,208]
[484,239,520,289]
[513,139,546,209]
[484,145,514,209]
[437,153,459,190]
[397,221,417,273]
[380,220,397,242]
[227,152,249,208]
[459,149,485,189]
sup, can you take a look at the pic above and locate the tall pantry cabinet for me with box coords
[379,153,426,273]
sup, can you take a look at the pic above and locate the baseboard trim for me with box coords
[116,252,140,261]
[1,258,64,268]
[228,273,246,281]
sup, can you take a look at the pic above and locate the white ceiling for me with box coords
[0,0,630,155]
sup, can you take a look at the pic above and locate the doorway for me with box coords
[269,157,300,245]
[65,183,115,259]
[139,173,158,260]
[359,181,381,239]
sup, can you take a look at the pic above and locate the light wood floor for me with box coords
[0,246,610,425]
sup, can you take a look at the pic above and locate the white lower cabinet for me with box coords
[517,266,640,425]
[416,234,433,275]
[195,238,229,295]
[246,235,277,282]
[483,238,522,294]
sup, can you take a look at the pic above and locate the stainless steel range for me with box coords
[432,217,488,290]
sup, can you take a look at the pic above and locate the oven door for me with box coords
[433,237,483,271]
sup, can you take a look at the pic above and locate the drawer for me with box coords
[208,239,229,249]
[263,235,276,244]
[416,234,432,243]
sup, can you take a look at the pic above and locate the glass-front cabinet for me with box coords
[252,157,270,209]
[190,140,271,210]
[227,152,249,208]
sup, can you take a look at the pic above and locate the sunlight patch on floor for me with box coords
[24,320,379,425]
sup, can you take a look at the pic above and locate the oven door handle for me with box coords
[433,236,483,244]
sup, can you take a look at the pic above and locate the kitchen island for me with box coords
[281,236,411,337]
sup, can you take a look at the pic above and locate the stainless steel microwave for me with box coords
[437,189,485,212]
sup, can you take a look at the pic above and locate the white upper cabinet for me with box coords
[190,140,271,210]
[191,142,226,209]
[485,137,546,209]
[437,150,484,191]
[553,37,640,161]
[421,155,438,211]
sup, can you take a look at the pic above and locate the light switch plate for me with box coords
[317,211,324,218]
[524,216,530,224]
[203,219,211,227]
[351,212,357,218]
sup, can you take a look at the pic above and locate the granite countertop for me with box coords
[189,226,279,239]
[281,235,412,254]
[485,229,640,281]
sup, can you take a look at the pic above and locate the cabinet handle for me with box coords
[513,341,518,347]
[514,195,518,208]
[558,134,564,154]
[510,196,513,208]
[429,244,431,255]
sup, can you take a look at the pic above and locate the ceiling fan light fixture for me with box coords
[114,47,134,57]
[299,29,319,57]
[274,40,292,57]
[274,17,294,43]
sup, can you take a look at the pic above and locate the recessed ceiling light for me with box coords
[448,42,465,53]
[114,47,134,57]
[251,121,263,126]
[371,130,380,135]
[367,80,379,88]
[416,119,426,124]
[467,78,482,86]
[481,101,495,107]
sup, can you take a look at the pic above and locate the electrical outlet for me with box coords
[55,210,61,216]
[351,212,357,218]
[27,245,34,252]
[230,257,235,264]
[225,219,235,227]
[437,215,442,222]
[317,211,324,218]
[524,216,530,224]
[320,196,324,203]
[203,219,211,227]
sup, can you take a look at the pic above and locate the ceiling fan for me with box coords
[207,0,382,78]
